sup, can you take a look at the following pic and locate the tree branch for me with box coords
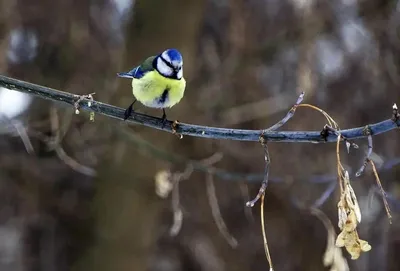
[1,74,399,142]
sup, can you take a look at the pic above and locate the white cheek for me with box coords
[161,51,171,63]
[157,58,173,76]
[177,69,183,79]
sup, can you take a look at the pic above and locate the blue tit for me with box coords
[117,48,186,123]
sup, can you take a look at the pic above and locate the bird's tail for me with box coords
[116,72,134,78]
[117,68,138,79]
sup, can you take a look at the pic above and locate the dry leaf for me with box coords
[336,170,371,260]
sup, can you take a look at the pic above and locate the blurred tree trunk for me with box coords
[74,1,205,271]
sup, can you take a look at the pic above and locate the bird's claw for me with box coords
[161,109,168,128]
[124,104,135,120]
[161,118,168,128]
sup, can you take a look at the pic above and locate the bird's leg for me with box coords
[124,99,136,120]
[161,108,167,128]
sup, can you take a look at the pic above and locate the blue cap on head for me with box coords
[161,49,183,66]
[166,49,182,62]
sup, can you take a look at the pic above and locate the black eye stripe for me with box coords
[160,55,175,69]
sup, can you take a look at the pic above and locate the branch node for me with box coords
[74,93,95,120]
[323,125,359,151]
[172,120,183,139]
[320,125,330,141]
[392,103,400,125]
[259,133,267,145]
[362,125,372,136]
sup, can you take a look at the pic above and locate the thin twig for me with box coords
[12,120,35,154]
[372,186,400,211]
[312,181,337,208]
[11,120,34,154]
[260,193,274,271]
[0,116,34,154]
[392,103,399,123]
[336,135,345,193]
[369,160,392,224]
[49,107,97,176]
[246,136,270,207]
[54,147,97,176]
[206,173,238,248]
[170,181,183,236]
[1,75,399,142]
[239,183,255,222]
[356,133,373,177]
[349,123,392,222]
[298,104,339,129]
[168,166,193,236]
[264,91,305,131]
[168,152,224,236]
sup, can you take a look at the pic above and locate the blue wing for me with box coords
[117,66,142,79]
[117,56,156,79]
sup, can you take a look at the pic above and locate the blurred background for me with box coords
[0,0,400,270]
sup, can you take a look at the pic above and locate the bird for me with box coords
[117,48,186,124]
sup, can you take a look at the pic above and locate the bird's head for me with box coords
[156,49,183,79]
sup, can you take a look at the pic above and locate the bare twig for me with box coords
[168,166,192,236]
[264,91,305,131]
[1,75,399,142]
[206,173,238,248]
[312,181,337,208]
[11,120,34,154]
[369,160,392,224]
[239,183,255,222]
[49,107,97,176]
[336,135,345,192]
[298,104,339,129]
[350,120,392,223]
[166,152,224,236]
[356,132,373,177]
[392,103,399,123]
[246,136,270,207]
[170,180,183,236]
[201,152,224,165]
[154,170,183,236]
[0,116,34,154]
[54,147,97,176]
[260,193,274,271]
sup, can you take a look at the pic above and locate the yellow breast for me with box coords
[131,71,186,109]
